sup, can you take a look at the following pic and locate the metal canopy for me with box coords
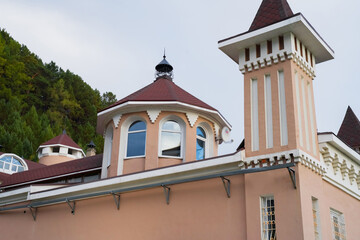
[0,162,296,221]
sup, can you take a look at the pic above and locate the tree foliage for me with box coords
[0,29,116,161]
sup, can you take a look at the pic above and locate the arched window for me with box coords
[126,121,146,157]
[196,127,207,160]
[161,120,182,157]
[0,155,26,174]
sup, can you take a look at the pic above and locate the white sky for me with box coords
[1,0,359,155]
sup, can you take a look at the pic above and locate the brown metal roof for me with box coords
[100,78,217,113]
[337,106,360,149]
[249,0,294,31]
[40,133,81,149]
[1,154,103,188]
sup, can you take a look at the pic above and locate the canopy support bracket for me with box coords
[220,176,231,198]
[161,184,170,205]
[29,207,37,221]
[66,199,76,215]
[287,167,296,189]
[112,192,121,210]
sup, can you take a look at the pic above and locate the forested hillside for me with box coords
[0,29,117,161]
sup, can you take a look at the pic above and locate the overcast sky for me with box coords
[1,0,359,154]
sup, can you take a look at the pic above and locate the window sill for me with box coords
[159,155,183,160]
[124,156,146,160]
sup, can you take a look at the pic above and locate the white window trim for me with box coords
[158,115,186,160]
[330,208,346,240]
[125,120,147,158]
[312,197,321,240]
[0,153,28,174]
[101,124,114,178]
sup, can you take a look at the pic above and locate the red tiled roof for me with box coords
[337,106,360,149]
[249,0,294,31]
[0,171,10,183]
[1,154,103,188]
[101,78,217,112]
[40,133,81,149]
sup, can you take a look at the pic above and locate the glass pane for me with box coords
[129,121,146,132]
[162,121,180,132]
[12,158,22,166]
[0,161,3,168]
[11,165,17,172]
[161,132,181,157]
[18,166,24,172]
[197,127,206,138]
[84,174,99,183]
[127,131,146,157]
[5,163,10,170]
[68,177,82,183]
[196,139,205,160]
[1,156,12,163]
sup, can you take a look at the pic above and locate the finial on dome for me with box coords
[155,50,173,81]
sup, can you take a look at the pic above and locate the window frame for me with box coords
[0,154,28,174]
[330,208,346,240]
[260,195,276,240]
[125,120,147,158]
[158,116,186,159]
[196,126,207,160]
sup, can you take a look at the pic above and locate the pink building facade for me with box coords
[0,1,359,240]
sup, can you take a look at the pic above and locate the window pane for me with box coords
[11,165,17,172]
[84,174,99,183]
[129,121,146,131]
[196,139,205,160]
[68,177,82,183]
[1,156,12,163]
[162,121,180,131]
[18,166,24,172]
[127,131,146,157]
[5,163,10,170]
[12,158,22,166]
[161,132,181,157]
[197,127,206,138]
[0,161,3,168]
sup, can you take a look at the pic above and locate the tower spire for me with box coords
[155,51,173,81]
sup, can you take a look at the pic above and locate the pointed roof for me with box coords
[249,0,294,31]
[101,78,217,112]
[337,106,360,149]
[40,133,81,150]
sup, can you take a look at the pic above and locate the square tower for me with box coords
[219,0,334,159]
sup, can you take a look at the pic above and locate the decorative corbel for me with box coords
[147,110,161,123]
[186,113,198,127]
[113,114,122,128]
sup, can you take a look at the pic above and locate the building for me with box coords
[0,0,359,239]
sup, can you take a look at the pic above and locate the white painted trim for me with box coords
[186,112,199,127]
[146,109,161,123]
[97,101,231,129]
[112,114,122,128]
[218,14,334,64]
[264,74,273,148]
[301,76,310,151]
[307,82,317,155]
[318,133,360,164]
[278,70,288,146]
[28,152,242,200]
[251,78,259,151]
[37,144,85,156]
[294,71,303,147]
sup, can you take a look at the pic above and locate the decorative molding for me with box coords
[186,112,199,127]
[214,123,220,138]
[146,110,161,123]
[112,114,122,128]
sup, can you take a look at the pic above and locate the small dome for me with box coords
[155,54,173,80]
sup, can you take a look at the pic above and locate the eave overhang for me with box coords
[218,13,334,64]
[96,101,232,134]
